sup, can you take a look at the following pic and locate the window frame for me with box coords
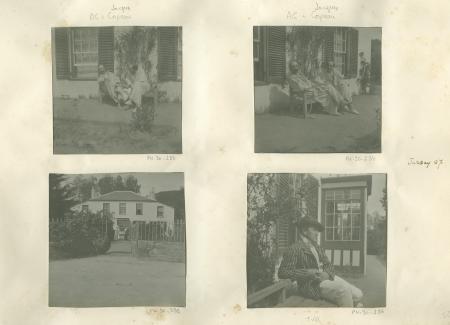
[69,27,99,80]
[102,202,110,214]
[136,202,143,216]
[119,202,126,215]
[324,188,362,242]
[157,206,164,218]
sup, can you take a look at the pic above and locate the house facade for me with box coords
[267,174,372,274]
[253,26,360,113]
[72,190,175,235]
[52,26,182,102]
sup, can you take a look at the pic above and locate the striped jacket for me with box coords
[277,236,335,300]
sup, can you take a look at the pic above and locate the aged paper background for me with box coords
[1,0,450,324]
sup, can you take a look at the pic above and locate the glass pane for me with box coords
[342,213,351,226]
[334,227,342,240]
[335,190,344,200]
[325,228,333,240]
[337,201,350,212]
[326,201,334,213]
[352,213,361,227]
[343,227,351,240]
[344,190,351,199]
[352,227,360,240]
[335,213,342,227]
[325,190,333,199]
[326,214,333,226]
[351,201,361,212]
[351,189,361,199]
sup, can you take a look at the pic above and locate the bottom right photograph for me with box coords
[247,173,387,308]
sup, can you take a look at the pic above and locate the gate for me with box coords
[130,220,185,262]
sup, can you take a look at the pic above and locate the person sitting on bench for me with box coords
[278,217,364,307]
[287,61,343,116]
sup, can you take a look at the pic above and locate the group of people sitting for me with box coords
[97,63,152,110]
[287,60,360,117]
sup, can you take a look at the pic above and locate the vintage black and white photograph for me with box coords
[254,26,382,153]
[247,173,387,308]
[52,26,182,154]
[49,173,185,307]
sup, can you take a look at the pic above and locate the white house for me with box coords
[72,191,175,237]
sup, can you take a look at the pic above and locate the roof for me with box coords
[88,191,157,202]
[321,175,373,195]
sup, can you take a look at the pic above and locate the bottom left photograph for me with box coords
[49,172,186,307]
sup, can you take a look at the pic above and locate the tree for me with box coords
[124,175,141,193]
[49,174,76,220]
[97,176,115,194]
[114,175,125,191]
[380,187,387,213]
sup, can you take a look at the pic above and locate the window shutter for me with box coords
[276,217,290,254]
[346,28,358,78]
[323,27,335,65]
[53,28,69,79]
[266,27,286,83]
[158,27,179,81]
[98,27,114,72]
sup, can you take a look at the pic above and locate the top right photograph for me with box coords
[254,26,382,153]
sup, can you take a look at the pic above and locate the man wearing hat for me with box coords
[278,216,363,307]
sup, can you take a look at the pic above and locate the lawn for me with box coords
[53,98,182,154]
[255,94,381,153]
[49,254,186,307]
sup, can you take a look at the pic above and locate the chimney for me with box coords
[91,185,100,199]
[147,187,156,200]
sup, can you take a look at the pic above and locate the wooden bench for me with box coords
[248,280,336,308]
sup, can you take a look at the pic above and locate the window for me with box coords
[119,202,126,215]
[324,189,362,241]
[136,203,143,215]
[103,203,110,214]
[333,29,346,75]
[82,205,88,213]
[157,206,164,218]
[253,26,286,84]
[158,27,181,81]
[71,28,98,79]
[53,27,114,80]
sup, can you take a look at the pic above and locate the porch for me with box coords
[248,255,386,308]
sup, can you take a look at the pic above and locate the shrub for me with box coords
[131,104,156,133]
[49,211,113,258]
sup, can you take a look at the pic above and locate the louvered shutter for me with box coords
[346,28,358,78]
[276,217,290,255]
[98,27,114,73]
[266,26,286,84]
[323,27,335,65]
[158,27,179,81]
[54,28,69,79]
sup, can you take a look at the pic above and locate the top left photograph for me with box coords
[52,26,182,154]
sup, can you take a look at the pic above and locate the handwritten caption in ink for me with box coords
[288,2,339,21]
[408,158,444,169]
[90,4,132,21]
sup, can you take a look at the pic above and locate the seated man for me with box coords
[287,61,342,116]
[278,217,363,307]
[98,64,120,105]
[322,61,359,115]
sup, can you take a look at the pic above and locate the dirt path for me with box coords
[49,254,185,307]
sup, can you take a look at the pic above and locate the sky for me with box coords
[66,172,184,196]
[312,173,386,216]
